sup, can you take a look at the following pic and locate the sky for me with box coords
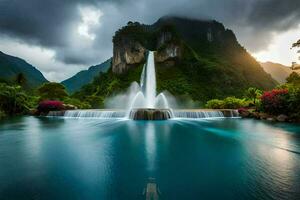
[0,0,299,82]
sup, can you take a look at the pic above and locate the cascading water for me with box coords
[128,51,169,110]
[47,50,239,120]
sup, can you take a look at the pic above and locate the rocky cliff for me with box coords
[112,20,183,73]
[112,38,146,73]
[75,16,277,106]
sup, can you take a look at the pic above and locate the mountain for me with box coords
[260,62,292,84]
[0,51,48,88]
[62,58,111,93]
[74,16,277,107]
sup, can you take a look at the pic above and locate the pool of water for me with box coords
[0,117,300,200]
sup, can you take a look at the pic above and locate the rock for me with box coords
[252,112,261,119]
[112,39,146,74]
[267,117,275,121]
[63,104,77,110]
[239,110,250,118]
[28,109,38,116]
[155,43,181,63]
[259,113,269,120]
[129,108,172,120]
[276,114,288,122]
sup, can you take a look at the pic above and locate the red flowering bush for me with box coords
[260,89,289,115]
[238,107,248,114]
[37,100,65,113]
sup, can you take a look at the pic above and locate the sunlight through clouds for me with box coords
[77,6,103,40]
[251,25,300,66]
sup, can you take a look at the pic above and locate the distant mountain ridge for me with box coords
[0,51,48,88]
[260,62,292,84]
[62,58,112,93]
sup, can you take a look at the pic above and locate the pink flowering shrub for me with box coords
[37,100,64,113]
[260,89,289,114]
[238,107,248,114]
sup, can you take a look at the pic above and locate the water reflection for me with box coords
[145,123,156,173]
[0,117,300,199]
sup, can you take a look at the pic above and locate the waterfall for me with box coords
[127,51,170,111]
[47,50,239,120]
[48,110,126,118]
[144,51,156,108]
[172,110,239,119]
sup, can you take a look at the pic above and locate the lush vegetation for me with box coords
[0,83,30,116]
[206,72,300,122]
[73,65,144,108]
[0,79,90,118]
[76,17,277,107]
[61,58,111,94]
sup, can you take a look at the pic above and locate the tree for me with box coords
[0,83,29,115]
[38,82,68,101]
[286,72,300,85]
[292,39,300,48]
[244,87,262,104]
[15,73,27,87]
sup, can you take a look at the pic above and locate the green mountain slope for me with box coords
[260,62,292,84]
[61,59,111,93]
[0,51,48,88]
[74,16,277,107]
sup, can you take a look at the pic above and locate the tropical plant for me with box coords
[244,87,262,104]
[0,83,29,115]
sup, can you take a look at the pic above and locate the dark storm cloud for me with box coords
[0,0,300,65]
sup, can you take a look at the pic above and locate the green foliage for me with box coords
[205,97,249,109]
[286,72,300,84]
[38,82,69,101]
[205,99,224,109]
[15,73,27,87]
[0,83,30,115]
[273,73,300,118]
[74,65,143,108]
[0,110,6,119]
[244,87,262,104]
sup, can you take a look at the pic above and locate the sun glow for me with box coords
[251,25,300,66]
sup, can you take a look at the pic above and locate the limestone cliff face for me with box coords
[112,27,181,74]
[112,38,146,74]
[156,31,181,63]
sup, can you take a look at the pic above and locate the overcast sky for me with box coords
[0,0,299,81]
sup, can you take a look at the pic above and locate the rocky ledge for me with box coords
[238,109,299,123]
[129,108,172,120]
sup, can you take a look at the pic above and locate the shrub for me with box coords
[0,110,6,119]
[0,83,29,115]
[206,97,249,109]
[260,89,289,115]
[205,99,224,109]
[37,100,64,114]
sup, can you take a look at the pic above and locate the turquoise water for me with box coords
[0,117,300,200]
